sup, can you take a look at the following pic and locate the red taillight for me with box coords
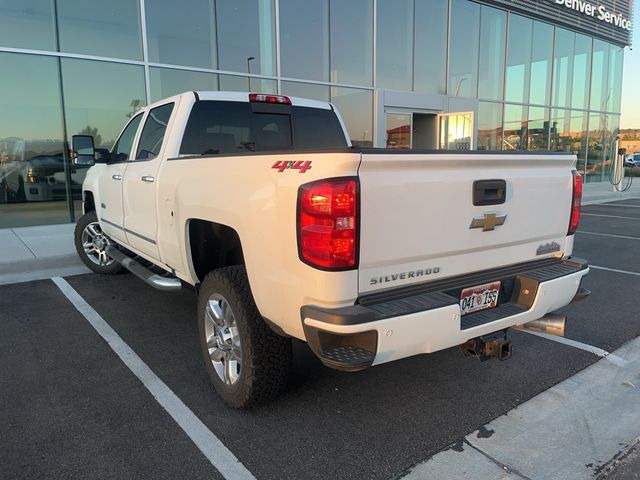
[568,170,582,235]
[249,93,291,105]
[298,178,358,270]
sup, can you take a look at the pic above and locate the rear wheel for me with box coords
[74,211,123,275]
[198,266,292,408]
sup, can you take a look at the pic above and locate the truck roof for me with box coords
[142,91,334,112]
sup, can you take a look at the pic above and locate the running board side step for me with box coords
[106,246,181,292]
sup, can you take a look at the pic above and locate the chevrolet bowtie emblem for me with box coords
[470,212,507,232]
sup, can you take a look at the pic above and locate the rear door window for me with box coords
[111,113,143,163]
[179,101,347,156]
[135,103,174,160]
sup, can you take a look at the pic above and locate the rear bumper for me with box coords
[301,257,589,371]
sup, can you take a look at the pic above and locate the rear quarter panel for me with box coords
[157,151,361,339]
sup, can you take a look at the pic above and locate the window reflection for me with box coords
[377,0,413,91]
[571,34,592,110]
[527,107,549,150]
[385,114,411,148]
[216,0,275,76]
[330,0,373,86]
[448,0,480,97]
[608,47,624,114]
[279,0,329,81]
[439,113,474,150]
[218,75,276,93]
[149,67,218,103]
[146,0,217,69]
[550,109,587,165]
[586,113,619,182]
[503,104,526,150]
[590,40,610,112]
[281,82,330,102]
[57,0,142,60]
[61,59,146,149]
[0,53,68,227]
[477,102,502,150]
[505,15,532,104]
[330,88,372,147]
[414,0,447,95]
[478,6,506,101]
[0,0,56,51]
[529,21,553,106]
[553,28,574,109]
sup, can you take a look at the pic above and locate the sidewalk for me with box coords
[0,223,89,285]
[581,178,640,205]
[403,335,640,479]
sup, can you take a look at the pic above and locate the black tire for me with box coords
[198,266,292,409]
[74,211,123,275]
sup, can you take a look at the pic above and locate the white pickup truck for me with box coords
[72,91,589,408]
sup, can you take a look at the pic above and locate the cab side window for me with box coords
[135,103,175,160]
[111,113,143,163]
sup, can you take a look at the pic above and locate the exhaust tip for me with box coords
[515,313,566,337]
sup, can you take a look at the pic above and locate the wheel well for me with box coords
[83,191,96,214]
[189,219,245,282]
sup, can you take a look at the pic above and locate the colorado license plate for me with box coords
[460,281,501,316]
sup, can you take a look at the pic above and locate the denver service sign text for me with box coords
[554,0,631,30]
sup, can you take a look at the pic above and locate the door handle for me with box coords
[112,174,122,180]
[141,176,155,183]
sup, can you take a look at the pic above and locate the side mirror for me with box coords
[71,135,96,166]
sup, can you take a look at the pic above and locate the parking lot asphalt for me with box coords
[2,199,640,480]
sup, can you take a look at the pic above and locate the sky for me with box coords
[620,1,640,128]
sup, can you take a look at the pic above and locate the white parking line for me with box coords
[590,265,640,277]
[51,277,255,480]
[582,213,640,220]
[588,203,640,208]
[517,330,629,367]
[577,230,640,241]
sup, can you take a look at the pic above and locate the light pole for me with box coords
[247,56,255,91]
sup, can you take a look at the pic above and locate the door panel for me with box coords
[97,163,128,242]
[97,113,143,242]
[123,102,176,260]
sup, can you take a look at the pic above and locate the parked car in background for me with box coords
[2,153,83,202]
[624,154,640,168]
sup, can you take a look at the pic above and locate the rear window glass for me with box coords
[179,101,347,156]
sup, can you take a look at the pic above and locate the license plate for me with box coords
[460,281,501,316]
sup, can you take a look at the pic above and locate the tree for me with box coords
[78,126,103,148]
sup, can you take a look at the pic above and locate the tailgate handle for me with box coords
[473,179,506,206]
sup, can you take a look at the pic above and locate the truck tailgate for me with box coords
[357,152,576,294]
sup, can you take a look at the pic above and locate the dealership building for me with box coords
[0,0,633,228]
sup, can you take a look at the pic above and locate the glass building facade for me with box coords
[0,0,631,228]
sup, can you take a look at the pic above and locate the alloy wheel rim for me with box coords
[81,221,115,267]
[204,293,242,385]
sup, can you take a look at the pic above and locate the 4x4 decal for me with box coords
[271,160,312,173]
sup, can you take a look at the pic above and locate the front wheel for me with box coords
[74,211,123,275]
[198,266,292,408]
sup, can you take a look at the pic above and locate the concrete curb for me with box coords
[0,254,90,285]
[403,335,640,479]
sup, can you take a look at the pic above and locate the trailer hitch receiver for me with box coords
[461,330,512,361]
